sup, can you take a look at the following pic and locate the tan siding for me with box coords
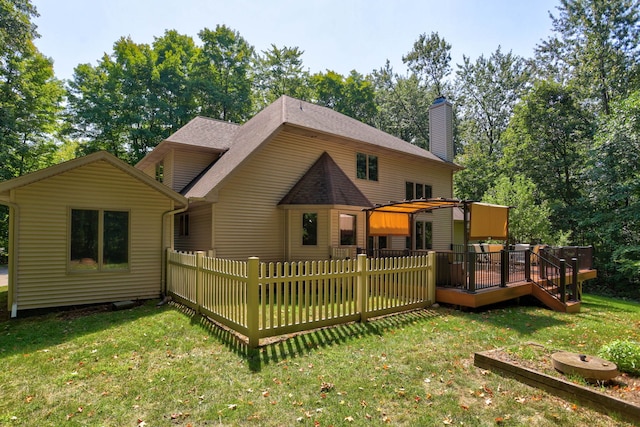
[175,204,211,252]
[14,160,174,310]
[286,208,330,261]
[172,149,217,192]
[209,130,454,261]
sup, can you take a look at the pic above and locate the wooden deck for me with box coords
[436,268,597,312]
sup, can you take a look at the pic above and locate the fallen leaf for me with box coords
[344,416,354,422]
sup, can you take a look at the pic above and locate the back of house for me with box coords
[136,95,461,262]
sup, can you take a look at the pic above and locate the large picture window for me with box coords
[302,213,318,246]
[70,209,129,271]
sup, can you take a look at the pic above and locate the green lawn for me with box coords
[0,288,638,426]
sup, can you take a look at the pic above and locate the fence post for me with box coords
[356,254,368,321]
[246,257,260,348]
[196,251,204,314]
[571,257,579,301]
[427,252,436,304]
[559,259,566,304]
[524,249,531,282]
[165,247,172,295]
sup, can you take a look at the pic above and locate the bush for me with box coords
[598,340,640,376]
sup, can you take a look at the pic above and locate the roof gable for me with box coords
[279,152,371,207]
[183,96,460,200]
[0,151,187,206]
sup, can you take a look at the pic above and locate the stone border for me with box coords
[474,350,640,425]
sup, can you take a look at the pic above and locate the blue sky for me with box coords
[31,0,560,82]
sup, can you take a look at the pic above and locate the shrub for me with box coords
[598,340,640,376]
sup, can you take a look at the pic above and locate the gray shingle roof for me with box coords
[136,117,239,171]
[279,152,372,207]
[152,96,459,200]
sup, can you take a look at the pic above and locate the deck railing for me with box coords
[167,250,435,347]
[435,245,591,303]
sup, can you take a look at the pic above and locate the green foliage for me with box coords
[310,70,377,125]
[598,340,640,376]
[254,44,310,108]
[0,0,64,180]
[371,62,432,149]
[194,25,254,123]
[483,175,553,244]
[502,80,595,235]
[402,31,451,96]
[536,0,640,115]
[453,47,528,200]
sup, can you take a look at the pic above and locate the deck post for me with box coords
[524,249,531,281]
[559,259,567,304]
[571,257,579,301]
[467,251,476,293]
[500,250,508,287]
[246,257,260,348]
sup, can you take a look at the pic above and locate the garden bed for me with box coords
[475,343,640,424]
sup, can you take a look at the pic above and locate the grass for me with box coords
[0,289,638,426]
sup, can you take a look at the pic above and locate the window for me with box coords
[415,221,433,250]
[356,153,378,181]
[340,213,356,245]
[179,214,189,237]
[302,213,318,245]
[405,182,432,200]
[155,161,164,183]
[70,209,129,271]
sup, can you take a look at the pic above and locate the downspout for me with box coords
[161,203,189,297]
[0,200,20,318]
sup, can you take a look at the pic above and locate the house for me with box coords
[0,152,187,316]
[0,95,461,316]
[136,95,461,262]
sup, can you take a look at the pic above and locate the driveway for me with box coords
[0,265,7,287]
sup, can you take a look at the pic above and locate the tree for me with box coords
[194,25,254,122]
[0,0,64,255]
[67,32,202,163]
[371,62,432,149]
[1,0,64,179]
[254,44,310,108]
[535,0,640,115]
[402,32,452,97]
[502,80,595,234]
[310,70,377,124]
[453,48,529,200]
[483,175,553,245]
[580,90,640,294]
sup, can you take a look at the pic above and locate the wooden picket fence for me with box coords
[166,250,436,347]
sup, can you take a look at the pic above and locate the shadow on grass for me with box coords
[178,302,443,372]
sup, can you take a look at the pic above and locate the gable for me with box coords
[179,96,461,201]
[0,151,187,207]
[279,152,372,207]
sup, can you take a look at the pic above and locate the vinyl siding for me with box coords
[13,160,175,311]
[285,208,330,261]
[175,203,212,252]
[172,149,218,193]
[207,129,455,261]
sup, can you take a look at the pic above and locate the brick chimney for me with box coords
[429,96,453,162]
